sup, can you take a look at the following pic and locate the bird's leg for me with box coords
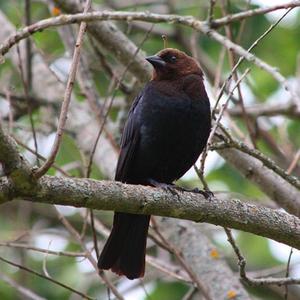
[146,179,179,196]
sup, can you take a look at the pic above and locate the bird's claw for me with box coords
[158,183,180,196]
[147,179,214,199]
[165,185,180,196]
[179,187,214,200]
[147,179,180,196]
[193,189,214,200]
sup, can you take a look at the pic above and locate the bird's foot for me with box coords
[192,188,214,200]
[147,179,180,196]
[177,187,214,200]
[146,179,214,200]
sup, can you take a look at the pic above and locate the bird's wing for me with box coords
[115,92,142,182]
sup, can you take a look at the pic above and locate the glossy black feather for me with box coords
[116,75,211,184]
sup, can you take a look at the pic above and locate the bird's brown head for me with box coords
[146,48,203,81]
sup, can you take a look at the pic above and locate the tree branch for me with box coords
[228,101,300,119]
[0,255,94,300]
[1,176,300,250]
[160,219,251,299]
[211,0,300,28]
[34,0,91,178]
[0,123,35,192]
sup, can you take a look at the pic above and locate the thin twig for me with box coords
[16,44,39,166]
[0,255,94,300]
[213,47,226,97]
[145,255,190,282]
[80,208,89,238]
[211,0,300,28]
[0,241,86,257]
[225,228,300,287]
[13,135,70,176]
[85,77,116,178]
[224,228,248,280]
[249,263,299,278]
[207,0,216,24]
[34,2,91,178]
[200,69,250,181]
[220,0,257,148]
[42,241,52,278]
[88,36,133,95]
[89,209,99,258]
[76,54,119,152]
[0,271,46,300]
[25,0,32,90]
[55,209,125,300]
[182,286,197,300]
[284,248,293,300]
[287,150,300,175]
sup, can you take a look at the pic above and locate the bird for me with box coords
[97,48,211,280]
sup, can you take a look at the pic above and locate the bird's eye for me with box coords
[170,56,177,63]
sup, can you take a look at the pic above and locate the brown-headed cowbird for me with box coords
[97,48,211,280]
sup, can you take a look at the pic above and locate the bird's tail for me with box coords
[97,212,150,280]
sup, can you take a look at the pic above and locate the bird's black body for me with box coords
[98,48,211,279]
[118,79,210,184]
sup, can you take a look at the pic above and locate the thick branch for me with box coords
[1,176,300,250]
[0,123,35,192]
[160,219,251,299]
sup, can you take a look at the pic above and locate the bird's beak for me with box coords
[145,55,166,68]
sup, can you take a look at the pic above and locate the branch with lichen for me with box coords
[0,175,300,250]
